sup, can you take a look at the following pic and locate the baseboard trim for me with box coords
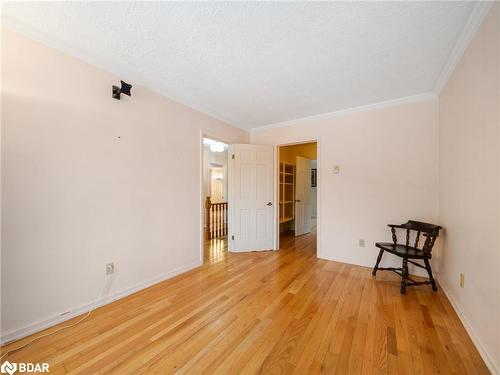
[438,277,498,375]
[1,260,202,345]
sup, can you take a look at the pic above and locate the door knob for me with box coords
[267,202,272,206]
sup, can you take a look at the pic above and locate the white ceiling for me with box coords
[2,2,477,130]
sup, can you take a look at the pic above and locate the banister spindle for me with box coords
[219,204,222,237]
[214,204,217,239]
[204,200,228,241]
[217,204,221,238]
[205,196,211,241]
[225,203,228,235]
[210,203,215,239]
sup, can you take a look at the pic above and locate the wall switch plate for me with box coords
[359,239,365,247]
[460,273,464,288]
[332,165,340,174]
[106,262,115,275]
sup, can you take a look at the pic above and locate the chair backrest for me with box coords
[397,220,442,253]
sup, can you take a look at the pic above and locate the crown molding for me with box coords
[251,92,437,132]
[433,1,493,94]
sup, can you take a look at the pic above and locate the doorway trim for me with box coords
[275,138,321,258]
[199,131,232,264]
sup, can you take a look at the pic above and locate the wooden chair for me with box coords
[372,220,442,294]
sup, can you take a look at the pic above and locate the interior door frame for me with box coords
[275,139,321,257]
[199,131,233,264]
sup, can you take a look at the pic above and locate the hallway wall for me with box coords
[203,145,228,202]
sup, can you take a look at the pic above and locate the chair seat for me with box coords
[375,242,431,259]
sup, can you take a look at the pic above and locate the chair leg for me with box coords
[372,249,384,276]
[400,258,408,294]
[424,259,438,291]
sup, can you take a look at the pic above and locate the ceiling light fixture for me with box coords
[210,143,225,153]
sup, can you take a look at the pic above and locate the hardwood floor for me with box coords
[204,236,228,263]
[2,231,489,374]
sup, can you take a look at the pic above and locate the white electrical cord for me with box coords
[1,277,111,361]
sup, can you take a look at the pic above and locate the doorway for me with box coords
[277,141,318,253]
[202,137,229,263]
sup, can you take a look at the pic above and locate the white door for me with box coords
[229,144,274,252]
[295,156,312,236]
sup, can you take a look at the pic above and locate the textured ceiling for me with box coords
[2,2,475,129]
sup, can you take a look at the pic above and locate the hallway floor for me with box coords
[204,236,228,263]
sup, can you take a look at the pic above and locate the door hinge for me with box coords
[232,154,235,159]
[231,235,234,240]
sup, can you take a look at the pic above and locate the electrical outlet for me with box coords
[359,239,365,247]
[106,262,115,275]
[460,273,464,288]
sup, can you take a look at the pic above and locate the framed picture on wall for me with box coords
[311,168,317,187]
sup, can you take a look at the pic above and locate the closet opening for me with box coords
[277,141,318,254]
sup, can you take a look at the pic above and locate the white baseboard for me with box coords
[438,277,499,375]
[1,260,202,345]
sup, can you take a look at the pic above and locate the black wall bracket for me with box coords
[112,80,132,100]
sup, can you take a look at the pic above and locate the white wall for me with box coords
[251,99,439,273]
[438,4,500,372]
[1,29,248,341]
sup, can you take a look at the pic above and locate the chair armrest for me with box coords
[387,224,406,229]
